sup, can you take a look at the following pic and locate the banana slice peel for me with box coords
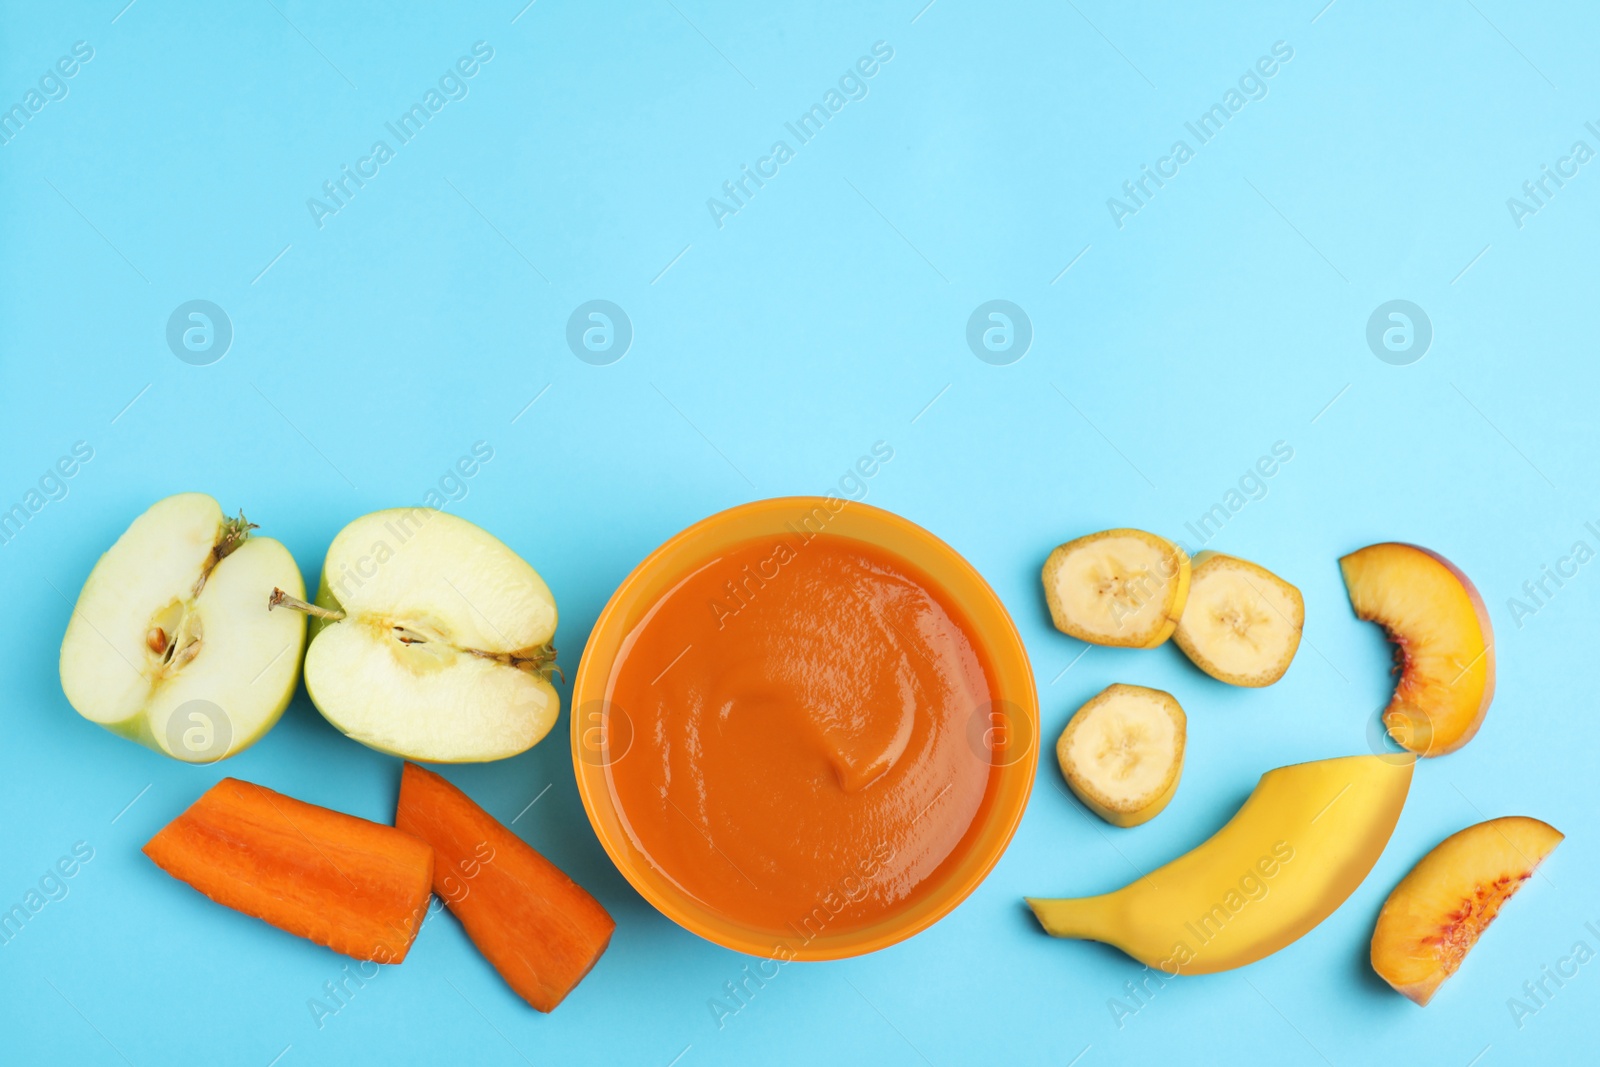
[1058,684,1185,827]
[1028,754,1415,975]
[1042,529,1190,648]
[1175,552,1304,687]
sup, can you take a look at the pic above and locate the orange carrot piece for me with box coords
[144,777,434,963]
[396,762,615,1011]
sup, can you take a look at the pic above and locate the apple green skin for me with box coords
[58,489,312,764]
[99,709,164,751]
[72,609,306,764]
[95,652,305,762]
[309,568,342,642]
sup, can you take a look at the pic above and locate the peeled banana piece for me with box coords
[1174,552,1304,687]
[1042,529,1190,649]
[1058,684,1185,827]
[1028,754,1415,974]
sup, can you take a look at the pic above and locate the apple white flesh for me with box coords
[58,493,306,762]
[286,508,559,763]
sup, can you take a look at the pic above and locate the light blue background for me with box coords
[2,1,1595,1064]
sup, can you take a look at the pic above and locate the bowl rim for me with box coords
[570,495,1038,960]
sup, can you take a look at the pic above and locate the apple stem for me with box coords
[529,641,564,685]
[191,512,259,598]
[216,511,257,561]
[269,587,345,620]
[464,641,563,684]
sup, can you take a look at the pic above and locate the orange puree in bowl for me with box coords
[603,532,999,939]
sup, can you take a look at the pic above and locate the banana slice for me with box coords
[1174,552,1303,687]
[1042,529,1190,648]
[1057,683,1185,827]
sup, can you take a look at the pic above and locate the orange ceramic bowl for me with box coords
[570,497,1038,960]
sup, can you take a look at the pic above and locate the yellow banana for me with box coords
[1028,754,1414,974]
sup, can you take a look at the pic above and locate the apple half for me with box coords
[277,508,559,762]
[1340,542,1493,757]
[58,493,306,762]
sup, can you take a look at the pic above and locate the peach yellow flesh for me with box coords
[1339,543,1494,756]
[1372,816,1562,1005]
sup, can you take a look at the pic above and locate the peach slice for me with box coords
[1372,816,1562,1005]
[1339,543,1494,756]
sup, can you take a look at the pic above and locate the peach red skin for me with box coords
[1409,544,1496,750]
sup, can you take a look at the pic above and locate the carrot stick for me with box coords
[396,762,615,1011]
[144,777,434,963]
